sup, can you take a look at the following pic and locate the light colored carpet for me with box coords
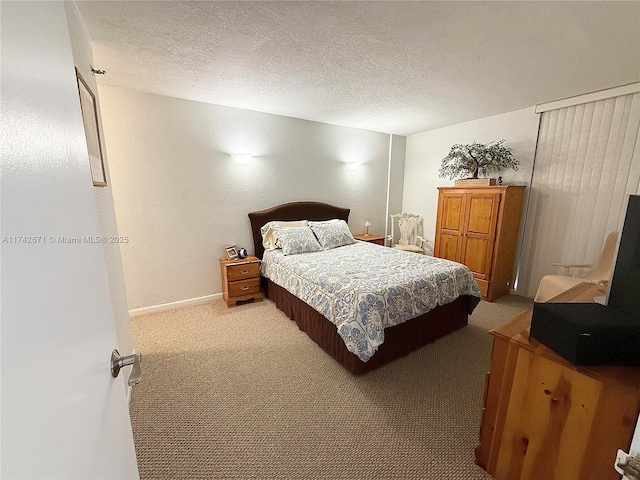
[129,295,532,479]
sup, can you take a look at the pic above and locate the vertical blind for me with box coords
[517,92,640,298]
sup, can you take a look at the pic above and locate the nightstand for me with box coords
[354,234,386,246]
[219,256,263,307]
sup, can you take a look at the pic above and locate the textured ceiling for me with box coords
[77,1,640,136]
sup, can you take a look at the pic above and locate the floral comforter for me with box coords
[261,241,482,362]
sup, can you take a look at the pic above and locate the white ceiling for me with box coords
[77,1,640,136]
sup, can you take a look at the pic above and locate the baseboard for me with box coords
[129,293,222,317]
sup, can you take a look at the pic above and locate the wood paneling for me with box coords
[462,237,491,278]
[438,233,463,262]
[475,279,489,297]
[466,194,499,235]
[439,193,466,231]
[495,351,600,480]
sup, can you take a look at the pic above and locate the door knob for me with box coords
[111,349,142,386]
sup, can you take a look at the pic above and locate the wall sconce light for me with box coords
[230,153,253,165]
[345,162,360,171]
[364,220,372,235]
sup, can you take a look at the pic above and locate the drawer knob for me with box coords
[241,269,249,274]
[242,286,250,291]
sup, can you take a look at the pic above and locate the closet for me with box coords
[434,186,525,301]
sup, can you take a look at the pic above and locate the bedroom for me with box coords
[2,1,639,479]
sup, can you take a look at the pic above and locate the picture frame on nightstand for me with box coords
[224,244,238,260]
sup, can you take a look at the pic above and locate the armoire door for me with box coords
[435,191,466,262]
[461,192,501,281]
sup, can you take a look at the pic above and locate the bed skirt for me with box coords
[264,278,471,375]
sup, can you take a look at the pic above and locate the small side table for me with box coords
[219,256,263,307]
[354,234,386,246]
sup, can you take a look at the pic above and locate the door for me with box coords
[461,192,501,280]
[1,3,139,478]
[435,190,466,261]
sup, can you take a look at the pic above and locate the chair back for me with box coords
[535,231,619,302]
[588,231,618,282]
[389,213,424,248]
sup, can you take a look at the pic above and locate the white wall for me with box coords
[65,3,134,359]
[98,86,391,310]
[403,107,540,253]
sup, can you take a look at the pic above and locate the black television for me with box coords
[605,194,640,314]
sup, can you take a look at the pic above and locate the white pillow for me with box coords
[260,220,308,251]
[308,219,356,250]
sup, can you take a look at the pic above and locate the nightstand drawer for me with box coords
[227,262,260,281]
[228,277,260,297]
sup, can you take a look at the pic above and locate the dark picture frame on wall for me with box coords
[75,68,107,187]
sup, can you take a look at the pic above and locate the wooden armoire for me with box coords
[434,185,526,301]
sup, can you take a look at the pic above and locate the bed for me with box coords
[248,201,481,375]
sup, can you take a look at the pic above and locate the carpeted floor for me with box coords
[129,294,533,479]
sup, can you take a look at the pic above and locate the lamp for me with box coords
[231,153,253,165]
[364,220,371,235]
[345,162,360,171]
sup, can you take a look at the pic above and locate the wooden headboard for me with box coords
[248,201,350,259]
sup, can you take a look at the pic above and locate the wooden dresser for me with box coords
[476,283,640,480]
[219,256,263,307]
[434,185,525,301]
